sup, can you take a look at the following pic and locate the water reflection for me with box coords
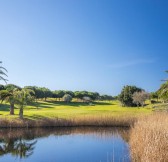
[0,127,130,162]
[0,137,37,158]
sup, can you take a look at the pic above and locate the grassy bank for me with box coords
[0,100,153,127]
[0,100,152,120]
[130,113,168,162]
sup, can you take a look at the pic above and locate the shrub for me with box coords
[118,85,142,107]
[132,91,150,107]
[62,94,72,103]
[83,96,92,102]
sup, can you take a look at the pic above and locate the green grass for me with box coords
[0,100,153,120]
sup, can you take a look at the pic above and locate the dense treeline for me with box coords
[0,61,114,119]
[0,83,114,118]
[16,85,114,102]
[0,61,168,118]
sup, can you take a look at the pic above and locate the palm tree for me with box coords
[0,84,21,115]
[15,89,35,119]
[0,138,37,159]
[0,61,8,83]
[12,138,37,158]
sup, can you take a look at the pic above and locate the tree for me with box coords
[0,84,21,115]
[53,90,65,101]
[64,91,74,98]
[74,91,100,101]
[150,92,159,101]
[0,138,36,159]
[158,71,168,102]
[0,61,8,83]
[0,84,5,90]
[24,86,51,101]
[74,91,84,100]
[88,92,100,101]
[40,87,52,101]
[15,89,35,119]
[157,81,168,102]
[62,94,72,103]
[100,95,114,101]
[118,85,142,107]
[132,91,150,107]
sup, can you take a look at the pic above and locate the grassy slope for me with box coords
[0,100,152,120]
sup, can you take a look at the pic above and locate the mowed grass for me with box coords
[0,100,153,120]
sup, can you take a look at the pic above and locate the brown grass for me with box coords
[0,115,137,128]
[130,113,168,162]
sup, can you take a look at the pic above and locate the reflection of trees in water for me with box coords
[0,137,37,159]
[0,127,130,141]
[0,127,130,158]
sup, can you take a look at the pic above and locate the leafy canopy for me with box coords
[118,85,142,107]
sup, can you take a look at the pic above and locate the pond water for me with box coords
[0,127,131,162]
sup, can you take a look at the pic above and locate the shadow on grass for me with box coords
[24,114,45,120]
[0,104,10,112]
[29,102,56,109]
[94,102,113,106]
[28,101,113,110]
[46,101,113,107]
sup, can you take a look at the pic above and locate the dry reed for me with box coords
[0,115,137,128]
[130,113,168,162]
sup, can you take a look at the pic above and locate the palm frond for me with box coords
[0,70,8,77]
[0,76,8,83]
[0,66,8,73]
[0,62,8,83]
[0,90,12,103]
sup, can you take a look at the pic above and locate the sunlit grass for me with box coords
[0,100,153,120]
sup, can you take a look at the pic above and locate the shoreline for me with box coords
[0,115,136,128]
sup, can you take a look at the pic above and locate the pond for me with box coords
[0,127,131,162]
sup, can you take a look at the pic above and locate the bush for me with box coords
[83,96,92,102]
[62,94,72,103]
[118,85,142,107]
[132,91,150,107]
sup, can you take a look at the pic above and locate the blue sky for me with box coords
[0,0,168,95]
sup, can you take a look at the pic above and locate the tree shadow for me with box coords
[28,102,56,109]
[93,102,113,106]
[45,101,113,107]
[0,104,10,111]
[24,114,45,120]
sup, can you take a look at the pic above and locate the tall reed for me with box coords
[0,115,137,128]
[130,113,168,162]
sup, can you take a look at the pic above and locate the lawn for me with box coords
[0,100,153,120]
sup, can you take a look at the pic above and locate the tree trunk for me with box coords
[10,102,14,115]
[19,107,23,119]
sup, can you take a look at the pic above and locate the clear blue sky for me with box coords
[0,0,168,95]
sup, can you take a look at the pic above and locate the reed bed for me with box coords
[71,115,136,127]
[130,113,168,162]
[0,115,137,128]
